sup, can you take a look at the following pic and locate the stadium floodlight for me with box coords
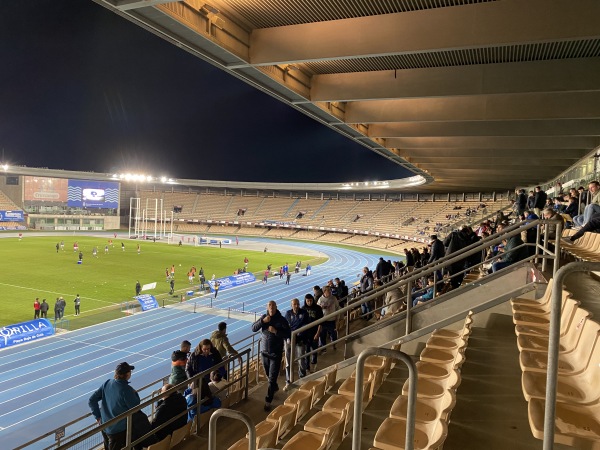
[1,164,8,171]
[160,176,167,183]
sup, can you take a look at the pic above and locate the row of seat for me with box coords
[561,229,600,262]
[371,312,473,450]
[510,280,600,448]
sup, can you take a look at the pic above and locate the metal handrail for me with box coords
[543,261,600,450]
[54,349,251,450]
[209,409,256,450]
[352,348,417,450]
[289,219,562,382]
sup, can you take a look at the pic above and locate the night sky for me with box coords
[0,0,412,183]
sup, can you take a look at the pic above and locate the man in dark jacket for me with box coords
[533,186,548,216]
[302,294,323,372]
[251,301,290,411]
[428,235,445,264]
[284,298,309,388]
[151,384,188,441]
[443,228,469,289]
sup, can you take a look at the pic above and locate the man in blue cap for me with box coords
[89,362,140,450]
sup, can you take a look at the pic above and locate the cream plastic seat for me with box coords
[419,346,463,365]
[511,280,555,308]
[169,421,191,448]
[228,420,278,450]
[284,388,313,422]
[338,375,374,405]
[528,398,600,448]
[425,334,468,352]
[521,354,600,404]
[402,370,461,399]
[145,435,170,450]
[431,312,473,340]
[322,395,354,435]
[415,357,463,380]
[228,386,244,406]
[266,403,298,439]
[513,298,579,328]
[282,414,344,450]
[304,405,349,442]
[520,329,600,376]
[373,417,448,450]
[324,365,338,391]
[299,378,327,406]
[349,365,385,395]
[390,389,456,424]
[516,308,592,353]
[515,298,580,337]
[512,288,571,315]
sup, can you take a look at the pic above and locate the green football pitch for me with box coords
[1,235,326,329]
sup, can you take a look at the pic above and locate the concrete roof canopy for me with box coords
[94,0,600,192]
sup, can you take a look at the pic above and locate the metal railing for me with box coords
[543,261,600,450]
[352,348,417,450]
[54,349,251,450]
[288,219,563,382]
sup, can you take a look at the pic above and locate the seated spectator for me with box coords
[208,370,229,402]
[412,278,435,307]
[563,212,600,243]
[184,379,221,422]
[151,384,188,441]
[573,181,600,227]
[491,232,528,273]
[541,207,565,244]
[380,286,405,318]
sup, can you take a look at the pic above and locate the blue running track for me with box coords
[0,237,392,449]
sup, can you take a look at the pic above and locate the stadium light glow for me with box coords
[1,164,8,171]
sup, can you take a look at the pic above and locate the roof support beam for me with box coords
[246,0,600,66]
[387,136,600,150]
[369,120,600,138]
[345,92,600,123]
[311,59,600,102]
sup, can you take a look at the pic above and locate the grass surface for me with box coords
[2,236,324,328]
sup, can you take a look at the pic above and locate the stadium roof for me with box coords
[94,0,600,192]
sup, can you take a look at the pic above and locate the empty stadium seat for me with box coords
[266,403,297,439]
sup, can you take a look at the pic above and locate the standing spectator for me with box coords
[74,294,81,316]
[251,301,290,411]
[533,186,548,217]
[317,285,339,350]
[169,340,191,387]
[213,281,220,299]
[443,228,469,289]
[169,278,175,295]
[428,235,445,264]
[284,298,309,389]
[302,294,323,372]
[359,267,374,320]
[150,384,188,441]
[186,339,225,381]
[88,362,140,450]
[55,298,61,321]
[59,297,66,318]
[515,189,527,218]
[33,298,41,319]
[136,281,142,296]
[40,299,49,318]
[200,273,206,290]
[404,248,415,271]
[210,322,238,359]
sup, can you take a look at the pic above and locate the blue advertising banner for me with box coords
[208,272,256,292]
[67,180,119,209]
[199,237,232,245]
[0,210,25,222]
[135,294,159,311]
[0,319,54,349]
